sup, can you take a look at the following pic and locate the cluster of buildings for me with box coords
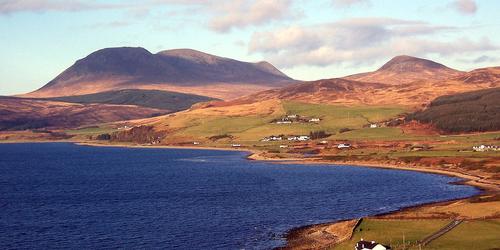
[261,135,311,142]
[472,144,499,152]
[274,114,321,124]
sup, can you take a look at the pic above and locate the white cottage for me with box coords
[355,240,391,250]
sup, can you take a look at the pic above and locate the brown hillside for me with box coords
[454,66,500,85]
[345,55,463,85]
[0,97,167,130]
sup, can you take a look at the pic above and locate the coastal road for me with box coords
[418,219,463,247]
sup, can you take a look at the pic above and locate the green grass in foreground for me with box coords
[333,219,450,250]
[333,219,500,250]
[425,220,500,250]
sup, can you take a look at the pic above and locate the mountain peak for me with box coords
[158,49,224,65]
[378,55,452,73]
[28,47,294,99]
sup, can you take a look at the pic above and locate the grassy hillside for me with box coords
[407,87,500,133]
[334,219,500,250]
[151,101,407,143]
[46,89,217,111]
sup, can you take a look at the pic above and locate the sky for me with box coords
[1,0,499,95]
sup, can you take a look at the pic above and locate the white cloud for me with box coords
[249,18,499,68]
[208,0,295,32]
[449,0,477,15]
[332,0,370,7]
[1,0,295,32]
[0,0,122,14]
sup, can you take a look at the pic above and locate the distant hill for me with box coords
[210,58,498,107]
[453,66,500,85]
[407,88,500,133]
[25,47,295,99]
[0,96,167,131]
[45,89,217,111]
[345,55,462,85]
[220,78,388,106]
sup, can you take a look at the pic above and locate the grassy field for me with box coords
[65,126,117,136]
[333,219,500,250]
[333,219,450,250]
[425,220,500,249]
[166,101,408,143]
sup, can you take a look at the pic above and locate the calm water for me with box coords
[0,143,478,249]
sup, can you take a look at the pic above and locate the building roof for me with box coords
[356,240,391,250]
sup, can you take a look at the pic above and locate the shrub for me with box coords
[309,130,331,139]
[96,133,111,140]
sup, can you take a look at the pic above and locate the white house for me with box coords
[287,135,310,141]
[473,144,499,152]
[193,141,200,145]
[231,144,241,147]
[319,140,328,145]
[287,114,298,119]
[276,121,292,124]
[279,145,288,148]
[338,143,351,149]
[370,124,378,128]
[298,135,310,141]
[262,136,282,142]
[355,240,391,250]
[309,118,321,122]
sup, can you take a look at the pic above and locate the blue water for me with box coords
[0,143,478,249]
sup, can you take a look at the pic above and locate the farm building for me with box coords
[288,135,310,141]
[338,143,351,149]
[355,240,391,250]
[472,144,499,152]
[261,136,283,142]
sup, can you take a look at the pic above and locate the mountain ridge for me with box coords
[26,47,295,99]
[344,55,463,85]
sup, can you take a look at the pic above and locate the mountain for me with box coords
[44,89,217,111]
[0,96,168,131]
[25,47,295,99]
[407,87,500,133]
[212,57,498,107]
[345,55,463,85]
[218,78,388,106]
[453,66,500,85]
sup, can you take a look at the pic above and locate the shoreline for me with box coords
[2,140,498,249]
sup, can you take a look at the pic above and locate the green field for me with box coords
[65,126,117,136]
[425,220,500,250]
[334,219,450,250]
[333,219,500,250]
[169,101,408,142]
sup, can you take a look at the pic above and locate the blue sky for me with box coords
[1,0,499,95]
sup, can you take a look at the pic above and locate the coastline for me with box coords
[2,140,498,249]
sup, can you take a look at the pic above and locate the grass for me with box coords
[333,219,450,250]
[65,126,116,135]
[283,101,407,132]
[167,101,408,142]
[420,220,500,250]
[333,219,500,250]
[330,127,407,140]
